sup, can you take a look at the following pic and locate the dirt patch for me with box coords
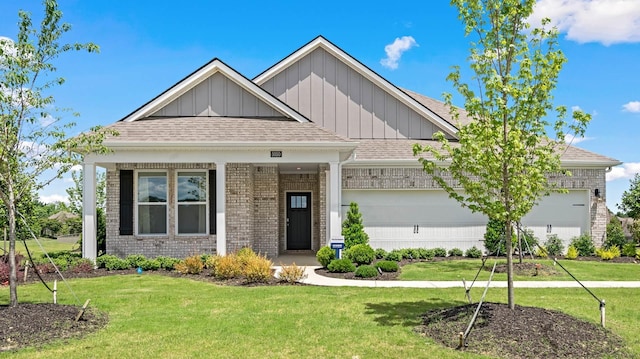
[415,302,633,359]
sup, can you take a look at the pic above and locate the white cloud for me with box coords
[607,162,640,181]
[622,101,640,112]
[530,0,640,45]
[380,36,418,70]
[39,193,69,204]
[571,105,582,112]
[564,133,592,144]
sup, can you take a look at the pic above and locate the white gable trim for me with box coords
[253,36,459,138]
[121,59,309,123]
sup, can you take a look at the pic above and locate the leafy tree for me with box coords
[414,0,589,309]
[342,202,369,249]
[0,1,113,306]
[604,216,626,249]
[618,173,640,219]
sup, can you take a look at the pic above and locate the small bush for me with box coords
[432,248,447,257]
[316,246,335,268]
[622,243,637,257]
[97,255,130,271]
[344,244,375,265]
[406,248,421,260]
[518,229,539,255]
[465,246,483,258]
[484,218,506,256]
[213,254,242,279]
[327,258,355,273]
[36,262,56,274]
[570,234,595,257]
[544,235,565,256]
[70,259,95,273]
[0,261,9,283]
[125,254,147,268]
[374,248,387,259]
[596,246,621,261]
[566,245,578,260]
[242,254,273,283]
[140,259,161,271]
[417,248,435,260]
[605,217,627,250]
[155,256,180,270]
[204,255,221,271]
[384,250,403,262]
[375,260,399,272]
[400,249,412,260]
[174,254,204,275]
[536,246,548,258]
[354,265,378,278]
[448,248,463,257]
[278,263,307,283]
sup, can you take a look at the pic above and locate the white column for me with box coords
[82,163,97,263]
[329,161,341,241]
[216,162,227,256]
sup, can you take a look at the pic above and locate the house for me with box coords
[80,36,621,262]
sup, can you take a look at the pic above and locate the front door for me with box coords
[286,192,311,250]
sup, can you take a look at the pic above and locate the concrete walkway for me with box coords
[272,265,640,288]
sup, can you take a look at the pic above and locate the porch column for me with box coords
[328,161,341,241]
[216,162,227,255]
[82,162,97,263]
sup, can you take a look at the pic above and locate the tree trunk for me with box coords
[8,190,18,307]
[506,220,514,310]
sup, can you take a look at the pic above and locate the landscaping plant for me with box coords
[342,202,369,248]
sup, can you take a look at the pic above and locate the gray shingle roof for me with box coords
[401,88,473,127]
[353,139,621,166]
[104,117,355,145]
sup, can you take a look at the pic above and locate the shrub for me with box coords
[448,248,463,257]
[400,248,412,260]
[375,260,399,272]
[622,243,637,257]
[327,258,355,273]
[70,258,95,273]
[36,262,56,274]
[432,247,447,257]
[204,255,221,270]
[0,261,9,283]
[605,217,627,250]
[484,218,506,256]
[213,254,242,279]
[596,246,621,261]
[405,248,419,260]
[278,263,307,283]
[126,254,147,269]
[236,247,258,267]
[97,255,130,271]
[415,248,434,260]
[174,254,204,275]
[242,254,273,283]
[155,256,180,270]
[566,245,578,260]
[344,244,375,265]
[535,246,548,258]
[342,202,369,248]
[570,234,595,257]
[465,246,483,258]
[384,249,403,262]
[544,235,565,256]
[140,259,161,271]
[354,265,378,278]
[518,229,539,255]
[316,246,335,268]
[374,248,387,259]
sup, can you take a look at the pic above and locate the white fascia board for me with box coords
[102,141,358,150]
[122,60,308,123]
[253,37,459,138]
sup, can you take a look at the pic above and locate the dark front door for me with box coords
[286,192,311,250]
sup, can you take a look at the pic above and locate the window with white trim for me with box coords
[137,172,167,235]
[177,171,207,234]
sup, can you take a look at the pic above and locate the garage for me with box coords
[342,189,589,252]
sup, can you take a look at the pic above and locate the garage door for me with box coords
[342,189,589,252]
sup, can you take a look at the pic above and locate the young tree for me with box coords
[618,173,640,219]
[0,1,112,306]
[414,0,590,309]
[342,202,369,249]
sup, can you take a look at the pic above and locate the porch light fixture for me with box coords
[594,188,600,198]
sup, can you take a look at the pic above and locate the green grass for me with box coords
[1,275,639,358]
[2,238,78,258]
[399,259,640,281]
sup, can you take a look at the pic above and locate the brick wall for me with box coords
[253,165,279,256]
[225,163,254,253]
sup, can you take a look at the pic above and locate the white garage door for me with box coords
[342,189,589,252]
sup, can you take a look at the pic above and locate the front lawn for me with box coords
[1,274,639,358]
[399,258,640,281]
[6,238,78,258]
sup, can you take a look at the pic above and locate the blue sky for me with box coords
[1,0,638,212]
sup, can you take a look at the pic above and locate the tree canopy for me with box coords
[618,173,640,219]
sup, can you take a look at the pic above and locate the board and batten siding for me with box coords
[261,47,448,140]
[151,72,280,117]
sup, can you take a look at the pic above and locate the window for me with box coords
[290,195,307,209]
[177,171,207,234]
[137,172,167,234]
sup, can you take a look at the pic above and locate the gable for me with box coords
[151,72,280,117]
[255,37,458,140]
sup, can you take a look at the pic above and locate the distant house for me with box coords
[80,36,620,261]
